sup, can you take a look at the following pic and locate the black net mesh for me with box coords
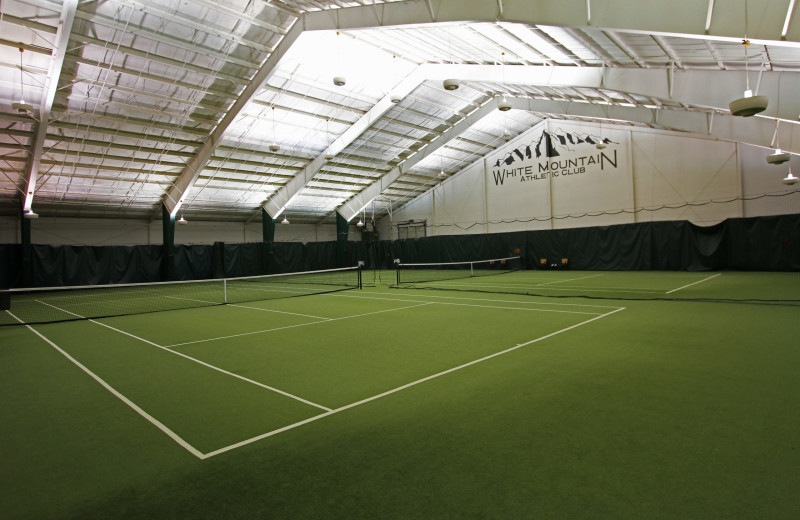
[1,267,361,327]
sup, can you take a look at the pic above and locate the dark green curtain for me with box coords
[262,208,276,274]
[161,204,175,281]
[20,207,32,286]
[336,212,350,268]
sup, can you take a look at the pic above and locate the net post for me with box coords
[223,279,228,303]
[357,261,364,289]
[394,258,401,285]
[470,262,474,277]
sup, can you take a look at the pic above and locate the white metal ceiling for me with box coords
[2,0,799,224]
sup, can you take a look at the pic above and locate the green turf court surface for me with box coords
[2,271,799,519]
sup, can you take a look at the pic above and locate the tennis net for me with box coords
[395,256,523,286]
[0,266,361,327]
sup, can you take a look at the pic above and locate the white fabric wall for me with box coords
[740,144,800,216]
[5,121,800,246]
[388,120,800,236]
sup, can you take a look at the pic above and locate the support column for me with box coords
[20,206,32,287]
[161,204,175,281]
[336,211,350,268]
[262,208,276,274]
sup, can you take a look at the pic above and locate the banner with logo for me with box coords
[485,120,633,228]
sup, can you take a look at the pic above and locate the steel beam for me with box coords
[22,0,78,214]
[164,19,303,216]
[304,0,800,45]
[338,98,500,222]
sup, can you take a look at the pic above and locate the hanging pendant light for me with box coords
[324,119,335,160]
[783,165,799,185]
[12,48,34,115]
[333,32,347,86]
[767,120,790,164]
[281,215,290,224]
[269,105,280,152]
[729,3,768,117]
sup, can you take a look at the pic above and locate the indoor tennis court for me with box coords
[3,267,799,519]
[3,0,800,518]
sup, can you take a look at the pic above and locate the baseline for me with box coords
[8,311,206,459]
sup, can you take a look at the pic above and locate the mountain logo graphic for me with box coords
[494,129,615,167]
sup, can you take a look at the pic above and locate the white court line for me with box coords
[426,280,665,294]
[166,302,435,348]
[666,273,722,294]
[8,311,205,460]
[534,274,606,286]
[227,303,330,320]
[202,306,627,459]
[332,290,622,309]
[165,295,330,320]
[33,300,333,412]
[328,293,601,315]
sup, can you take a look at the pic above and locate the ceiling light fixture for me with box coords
[12,48,34,115]
[443,79,460,91]
[177,216,188,225]
[767,120,790,164]
[783,164,799,185]
[281,215,290,224]
[729,2,768,117]
[23,209,38,219]
[498,98,512,112]
[269,105,280,152]
[333,32,346,86]
[768,149,791,164]
[324,119,335,159]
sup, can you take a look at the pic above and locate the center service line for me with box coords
[202,306,627,459]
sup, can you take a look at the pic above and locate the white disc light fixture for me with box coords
[767,150,790,164]
[443,79,459,91]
